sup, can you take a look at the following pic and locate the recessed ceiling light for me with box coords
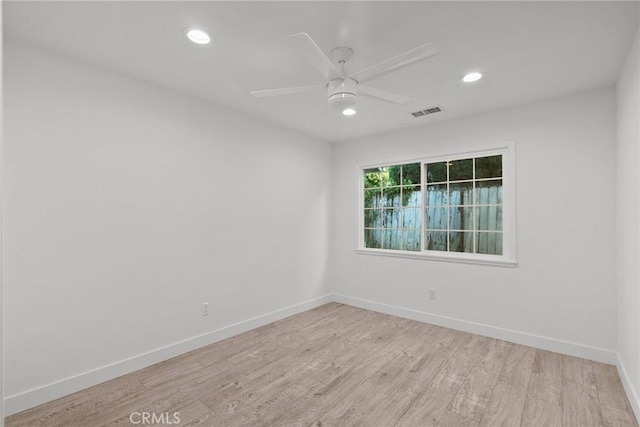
[342,108,357,116]
[186,29,211,45]
[462,72,483,83]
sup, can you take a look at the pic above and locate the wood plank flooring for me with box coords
[6,303,638,427]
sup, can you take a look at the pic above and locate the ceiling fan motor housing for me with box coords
[328,78,358,111]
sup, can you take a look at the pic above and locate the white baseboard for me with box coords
[5,292,627,418]
[4,294,333,417]
[617,354,640,423]
[333,293,618,365]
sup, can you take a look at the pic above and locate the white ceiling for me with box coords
[4,1,639,143]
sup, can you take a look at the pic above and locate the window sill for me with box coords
[354,248,518,267]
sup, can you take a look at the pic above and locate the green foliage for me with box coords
[364,168,388,188]
[426,162,447,183]
[475,155,502,179]
[450,159,473,181]
[426,155,502,183]
[364,163,420,208]
[402,163,420,185]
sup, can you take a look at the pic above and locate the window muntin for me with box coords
[360,149,512,264]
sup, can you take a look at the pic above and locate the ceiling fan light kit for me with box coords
[328,78,358,115]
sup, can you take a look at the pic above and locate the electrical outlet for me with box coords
[429,289,437,300]
[201,302,209,316]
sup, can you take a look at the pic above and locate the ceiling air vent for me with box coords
[411,106,444,117]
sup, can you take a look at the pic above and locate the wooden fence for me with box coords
[364,181,503,254]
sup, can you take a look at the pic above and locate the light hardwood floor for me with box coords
[6,303,638,427]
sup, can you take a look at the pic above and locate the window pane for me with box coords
[402,208,421,229]
[387,165,402,186]
[364,189,382,208]
[476,206,502,231]
[449,231,474,253]
[364,209,381,228]
[426,184,448,206]
[426,162,447,183]
[426,231,447,251]
[402,163,421,185]
[449,182,473,205]
[402,186,421,207]
[382,209,400,228]
[381,229,401,250]
[382,187,401,207]
[476,155,502,179]
[364,168,383,188]
[449,158,473,181]
[402,229,421,251]
[477,232,503,255]
[450,206,474,230]
[476,180,502,204]
[426,207,448,230]
[364,229,382,249]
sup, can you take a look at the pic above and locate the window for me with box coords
[358,144,516,266]
[363,163,422,251]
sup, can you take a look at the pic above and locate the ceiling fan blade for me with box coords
[359,85,412,105]
[353,43,438,84]
[288,32,341,79]
[250,85,321,98]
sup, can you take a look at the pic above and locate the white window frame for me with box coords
[355,141,517,267]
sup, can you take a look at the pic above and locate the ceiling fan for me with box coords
[250,33,438,116]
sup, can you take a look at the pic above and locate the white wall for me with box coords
[2,39,332,414]
[1,2,5,425]
[332,87,618,361]
[616,28,640,417]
